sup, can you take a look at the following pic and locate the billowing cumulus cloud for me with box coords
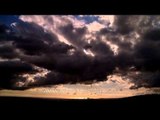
[1,15,160,89]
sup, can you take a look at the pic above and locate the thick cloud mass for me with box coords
[0,60,36,89]
[1,15,160,89]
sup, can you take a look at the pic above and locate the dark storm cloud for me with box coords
[57,23,116,81]
[0,22,70,89]
[59,22,114,57]
[98,16,160,69]
[0,18,141,90]
[12,21,60,45]
[135,28,160,72]
[16,21,115,81]
[1,15,160,89]
[143,28,160,41]
[14,71,66,89]
[113,15,157,35]
[123,71,160,89]
[90,39,114,56]
[133,36,160,71]
[113,15,134,35]
[98,15,160,87]
[0,43,18,59]
[59,23,88,49]
[0,60,36,89]
[0,21,115,89]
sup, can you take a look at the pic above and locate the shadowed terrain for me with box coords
[0,94,160,113]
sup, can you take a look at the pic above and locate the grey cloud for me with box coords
[59,23,88,49]
[1,15,160,89]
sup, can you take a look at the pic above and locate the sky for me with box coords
[1,15,160,90]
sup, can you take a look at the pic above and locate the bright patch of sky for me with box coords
[75,15,99,24]
[0,15,113,28]
[0,15,20,26]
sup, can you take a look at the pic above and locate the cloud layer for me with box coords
[1,15,160,89]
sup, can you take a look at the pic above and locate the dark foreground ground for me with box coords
[0,95,160,114]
